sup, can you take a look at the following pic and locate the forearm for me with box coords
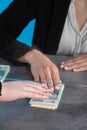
[0,0,39,62]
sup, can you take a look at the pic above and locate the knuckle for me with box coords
[43,65,49,70]
[47,77,52,82]
[51,66,58,72]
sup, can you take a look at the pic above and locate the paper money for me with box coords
[0,65,10,82]
[29,84,64,110]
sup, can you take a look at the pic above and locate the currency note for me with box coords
[0,65,10,82]
[29,84,64,110]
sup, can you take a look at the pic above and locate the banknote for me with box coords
[29,84,64,110]
[0,65,10,82]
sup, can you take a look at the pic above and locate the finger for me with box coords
[61,54,87,66]
[24,87,51,97]
[44,64,61,90]
[73,65,87,72]
[51,65,61,90]
[60,56,87,70]
[38,68,53,90]
[31,68,40,82]
[63,62,82,70]
[44,67,54,90]
[23,85,52,98]
[60,59,78,68]
[36,65,54,90]
[25,91,50,99]
[38,68,47,84]
[22,82,52,93]
[64,59,87,70]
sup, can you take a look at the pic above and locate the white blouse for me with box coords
[57,0,87,56]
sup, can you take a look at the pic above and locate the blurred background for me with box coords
[0,0,35,46]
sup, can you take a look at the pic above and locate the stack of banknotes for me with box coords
[0,65,10,82]
[29,83,64,110]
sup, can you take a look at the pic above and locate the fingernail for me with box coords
[64,67,69,70]
[55,85,59,90]
[61,62,64,64]
[73,69,77,72]
[60,65,64,68]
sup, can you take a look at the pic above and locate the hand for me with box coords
[0,81,52,102]
[60,54,87,72]
[18,49,61,90]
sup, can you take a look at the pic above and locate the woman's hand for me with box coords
[60,54,87,72]
[18,49,61,90]
[0,81,52,102]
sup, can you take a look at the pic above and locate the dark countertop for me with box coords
[0,55,87,130]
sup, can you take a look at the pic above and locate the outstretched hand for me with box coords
[60,54,87,72]
[19,49,61,90]
[0,81,52,102]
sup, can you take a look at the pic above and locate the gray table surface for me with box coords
[0,55,87,130]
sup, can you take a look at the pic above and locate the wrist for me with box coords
[24,49,40,64]
[17,49,36,64]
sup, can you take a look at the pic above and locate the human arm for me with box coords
[18,49,61,90]
[60,54,87,72]
[0,81,52,102]
[0,0,61,90]
[0,0,39,61]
